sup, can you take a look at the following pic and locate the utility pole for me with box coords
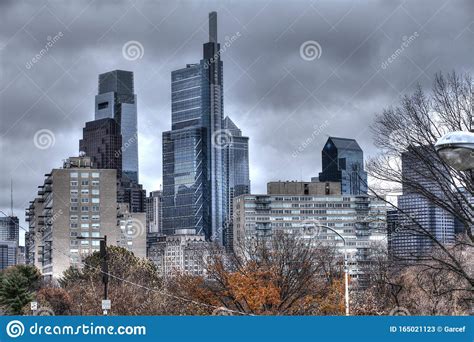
[100,235,109,315]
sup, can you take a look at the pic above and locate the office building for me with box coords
[0,216,19,245]
[94,70,139,183]
[162,12,227,243]
[232,194,387,285]
[25,155,144,280]
[391,147,455,260]
[267,180,341,196]
[146,190,162,234]
[148,229,209,278]
[80,71,146,212]
[0,241,17,270]
[318,137,368,195]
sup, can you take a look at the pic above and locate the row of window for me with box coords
[70,206,100,212]
[70,198,100,203]
[70,172,100,178]
[70,180,99,187]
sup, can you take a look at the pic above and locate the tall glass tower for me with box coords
[162,12,226,243]
[318,137,368,195]
[95,70,139,184]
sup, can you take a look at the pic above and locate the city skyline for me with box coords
[1,0,473,245]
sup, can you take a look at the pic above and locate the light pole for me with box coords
[314,224,349,316]
[76,235,108,315]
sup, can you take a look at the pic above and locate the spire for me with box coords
[209,11,217,43]
[10,178,13,216]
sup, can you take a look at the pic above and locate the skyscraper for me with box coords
[318,137,368,195]
[162,12,227,243]
[0,216,19,270]
[391,147,455,260]
[81,70,145,212]
[94,70,139,184]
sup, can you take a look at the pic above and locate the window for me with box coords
[92,240,100,246]
[81,206,89,212]
[81,215,89,221]
[92,198,99,204]
[92,189,100,195]
[98,102,108,110]
[92,172,100,178]
[91,215,100,221]
[70,223,78,229]
[81,172,89,178]
[81,189,89,195]
[92,206,99,212]
[70,190,78,195]
[81,232,89,237]
[70,215,78,221]
[92,232,100,238]
[70,181,78,187]
[81,198,89,203]
[70,198,78,203]
[81,223,89,229]
[92,180,99,186]
[81,180,89,186]
[70,231,78,237]
[92,223,100,229]
[80,240,89,246]
[70,172,78,178]
[70,206,78,212]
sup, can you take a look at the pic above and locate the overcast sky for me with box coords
[1,0,473,244]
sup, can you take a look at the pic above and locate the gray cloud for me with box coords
[1,0,473,243]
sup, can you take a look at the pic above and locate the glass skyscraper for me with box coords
[95,70,139,184]
[162,12,228,243]
[318,137,368,195]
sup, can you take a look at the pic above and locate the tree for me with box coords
[0,265,41,315]
[36,287,73,315]
[169,231,346,315]
[60,246,164,315]
[367,71,473,296]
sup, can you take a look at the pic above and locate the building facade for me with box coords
[267,180,341,196]
[147,229,209,278]
[0,216,19,270]
[146,190,162,234]
[95,70,139,184]
[0,241,17,270]
[390,147,456,261]
[162,12,227,243]
[318,137,368,195]
[25,156,144,280]
[232,194,387,284]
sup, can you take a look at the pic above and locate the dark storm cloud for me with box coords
[1,0,473,242]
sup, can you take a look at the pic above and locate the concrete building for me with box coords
[146,190,162,234]
[25,155,144,280]
[117,203,146,258]
[232,194,387,285]
[148,229,209,278]
[267,180,341,196]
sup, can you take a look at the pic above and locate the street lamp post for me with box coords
[315,224,350,316]
[76,235,108,315]
[435,111,474,316]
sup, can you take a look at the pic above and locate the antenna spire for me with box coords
[10,179,13,216]
[209,11,217,43]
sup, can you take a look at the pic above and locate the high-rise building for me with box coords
[25,155,145,280]
[95,70,138,184]
[267,180,341,196]
[318,137,368,195]
[232,194,387,286]
[80,71,146,212]
[0,216,19,269]
[146,190,162,234]
[162,12,227,243]
[79,118,122,177]
[390,147,455,260]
